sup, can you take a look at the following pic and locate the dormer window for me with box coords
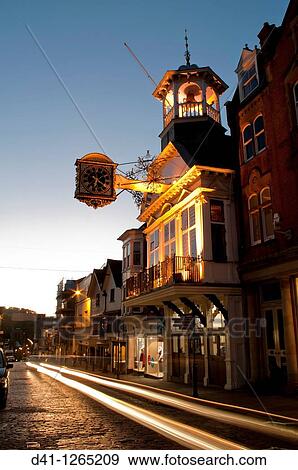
[241,65,258,99]
[237,48,259,102]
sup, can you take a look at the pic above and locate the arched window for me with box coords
[243,124,254,160]
[178,82,202,118]
[248,194,261,245]
[254,115,266,153]
[260,187,274,241]
[294,82,298,125]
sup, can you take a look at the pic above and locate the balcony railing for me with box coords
[177,102,220,123]
[164,106,174,127]
[206,103,220,122]
[125,255,202,299]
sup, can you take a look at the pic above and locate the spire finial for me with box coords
[184,29,191,67]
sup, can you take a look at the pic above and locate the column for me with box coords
[224,294,246,390]
[203,329,209,387]
[163,305,172,381]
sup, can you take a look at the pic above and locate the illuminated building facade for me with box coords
[122,58,246,389]
[73,273,92,356]
[87,259,123,373]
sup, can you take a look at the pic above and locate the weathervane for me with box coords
[184,29,191,67]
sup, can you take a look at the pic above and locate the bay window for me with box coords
[181,205,197,257]
[210,200,227,261]
[149,229,159,266]
[164,219,176,258]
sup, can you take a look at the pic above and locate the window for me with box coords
[149,229,159,266]
[95,293,100,307]
[133,241,141,266]
[241,65,258,99]
[123,243,131,270]
[294,82,298,124]
[181,205,197,257]
[110,288,115,303]
[242,115,266,161]
[164,219,176,258]
[248,187,274,245]
[210,200,227,262]
[254,115,266,153]
[248,194,261,245]
[243,124,254,160]
[260,187,274,241]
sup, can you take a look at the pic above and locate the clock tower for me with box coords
[153,36,233,169]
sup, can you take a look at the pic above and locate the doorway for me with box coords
[264,307,287,385]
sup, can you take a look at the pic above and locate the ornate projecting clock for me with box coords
[75,153,117,209]
[75,152,171,210]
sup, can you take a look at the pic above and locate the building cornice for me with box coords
[138,165,234,224]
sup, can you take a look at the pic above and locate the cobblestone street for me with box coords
[0,362,182,450]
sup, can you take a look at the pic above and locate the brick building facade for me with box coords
[227,0,298,392]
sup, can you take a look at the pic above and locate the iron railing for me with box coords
[125,255,202,299]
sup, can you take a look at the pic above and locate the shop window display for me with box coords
[146,338,164,378]
[134,337,145,372]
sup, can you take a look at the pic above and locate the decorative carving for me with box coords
[248,168,261,194]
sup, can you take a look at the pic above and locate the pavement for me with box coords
[0,362,183,450]
[46,360,298,420]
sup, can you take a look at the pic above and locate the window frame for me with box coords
[253,114,266,154]
[210,199,227,262]
[181,205,197,258]
[110,288,115,303]
[260,187,274,242]
[164,218,176,259]
[248,194,262,246]
[248,188,274,246]
[133,240,141,266]
[149,229,160,267]
[242,114,266,162]
[242,124,254,161]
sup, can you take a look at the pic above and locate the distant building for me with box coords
[0,306,45,351]
[55,279,77,355]
[73,273,92,355]
[87,259,122,372]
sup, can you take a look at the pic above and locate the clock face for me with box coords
[81,165,112,194]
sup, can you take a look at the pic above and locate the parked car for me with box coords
[4,350,15,362]
[0,348,13,409]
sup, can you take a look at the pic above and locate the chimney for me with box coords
[258,22,275,48]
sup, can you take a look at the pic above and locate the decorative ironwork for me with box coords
[125,255,202,299]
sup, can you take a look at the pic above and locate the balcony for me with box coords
[179,102,220,122]
[125,255,202,299]
[163,103,220,127]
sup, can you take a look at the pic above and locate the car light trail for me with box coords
[38,362,298,444]
[27,362,246,450]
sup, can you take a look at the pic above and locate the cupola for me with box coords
[153,32,229,161]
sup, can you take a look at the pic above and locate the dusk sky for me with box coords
[0,0,289,315]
